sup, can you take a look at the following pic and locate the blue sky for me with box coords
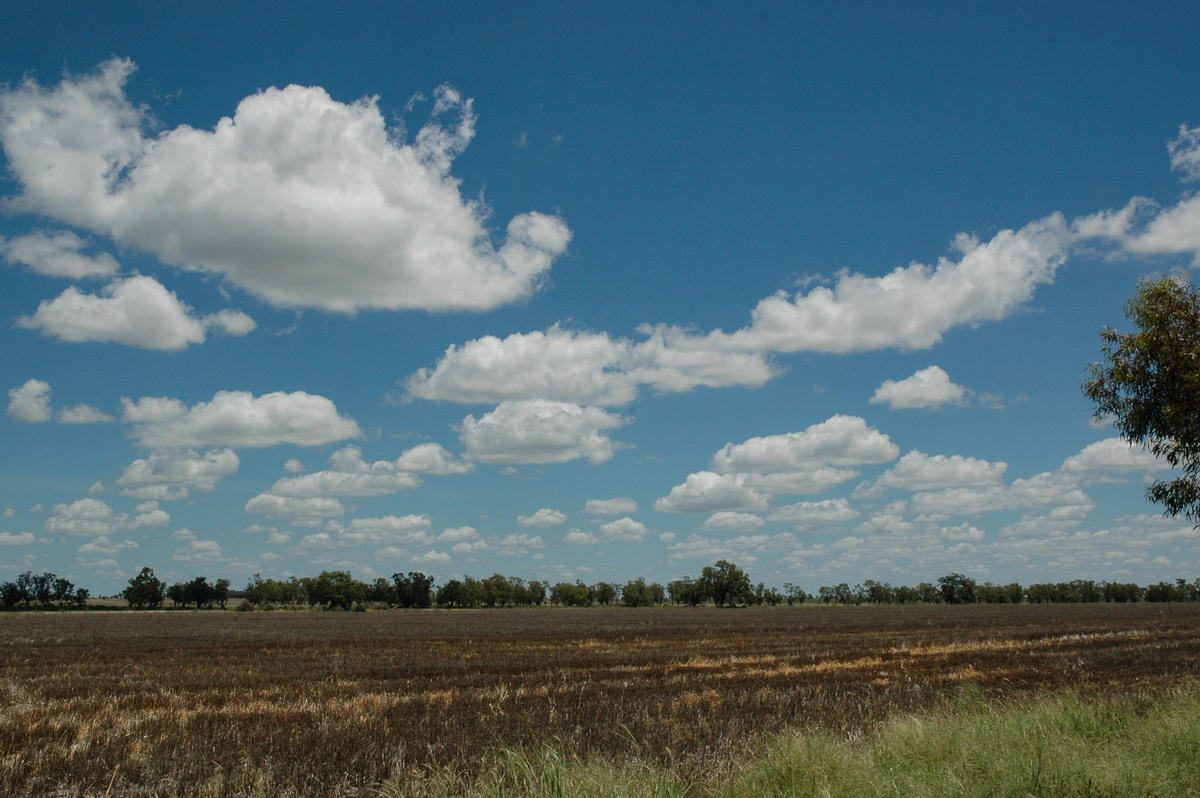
[4,2,1200,595]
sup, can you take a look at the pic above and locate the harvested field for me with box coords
[2,603,1198,796]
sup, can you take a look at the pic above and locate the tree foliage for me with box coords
[122,567,165,609]
[1084,275,1200,525]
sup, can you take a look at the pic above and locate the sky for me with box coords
[3,1,1200,596]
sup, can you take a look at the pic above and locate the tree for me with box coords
[1084,275,1200,525]
[122,567,165,609]
[938,572,977,605]
[306,570,366,610]
[699,560,752,607]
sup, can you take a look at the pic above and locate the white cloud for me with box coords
[564,517,651,544]
[654,471,771,514]
[243,494,345,523]
[57,404,115,424]
[171,539,225,563]
[1,229,119,278]
[405,324,774,407]
[76,535,138,555]
[459,400,629,465]
[407,326,635,405]
[437,526,480,543]
[870,366,967,410]
[1169,124,1200,182]
[583,497,639,516]
[663,214,1070,355]
[124,390,361,449]
[412,550,452,565]
[702,511,765,532]
[334,514,434,546]
[117,448,240,500]
[595,517,650,541]
[391,442,475,475]
[0,532,37,546]
[873,450,1008,492]
[16,275,255,350]
[44,498,170,536]
[0,59,570,313]
[1061,438,1166,474]
[258,443,469,501]
[7,379,52,422]
[518,508,567,527]
[712,415,899,474]
[768,499,859,529]
[910,471,1094,520]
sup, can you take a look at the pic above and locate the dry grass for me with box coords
[1,603,1198,796]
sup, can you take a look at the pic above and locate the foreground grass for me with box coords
[392,685,1200,798]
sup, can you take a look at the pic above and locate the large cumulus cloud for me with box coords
[0,59,571,313]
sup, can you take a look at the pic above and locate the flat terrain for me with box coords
[2,603,1198,796]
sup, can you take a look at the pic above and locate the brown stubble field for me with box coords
[2,603,1198,797]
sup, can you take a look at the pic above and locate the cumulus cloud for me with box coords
[57,404,115,424]
[243,494,345,524]
[1061,438,1167,474]
[333,514,434,546]
[1,229,119,278]
[117,448,240,500]
[1169,124,1200,183]
[0,59,571,313]
[565,516,651,544]
[909,471,1094,520]
[16,275,255,350]
[583,497,639,515]
[405,324,774,407]
[172,539,225,563]
[654,472,772,514]
[459,400,629,465]
[44,498,170,536]
[0,532,38,546]
[518,508,567,527]
[712,415,899,474]
[768,498,859,529]
[257,443,469,503]
[665,215,1070,355]
[76,535,138,555]
[7,379,52,422]
[701,511,765,532]
[870,365,968,409]
[123,390,361,449]
[873,450,1008,492]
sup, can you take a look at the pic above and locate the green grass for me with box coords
[389,684,1200,798]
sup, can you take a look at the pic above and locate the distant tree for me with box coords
[122,567,165,609]
[590,582,618,606]
[699,560,752,607]
[392,571,435,608]
[307,571,366,610]
[915,582,941,604]
[0,580,23,608]
[938,573,978,605]
[436,578,472,608]
[668,577,705,606]
[857,579,893,604]
[1084,275,1200,526]
[167,582,188,608]
[526,580,547,606]
[782,582,807,605]
[621,578,655,607]
[549,581,591,607]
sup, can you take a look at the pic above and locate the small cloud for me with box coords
[7,379,52,422]
[518,508,567,527]
[870,366,968,410]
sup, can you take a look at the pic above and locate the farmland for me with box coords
[2,603,1198,796]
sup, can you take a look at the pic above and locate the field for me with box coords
[2,603,1199,796]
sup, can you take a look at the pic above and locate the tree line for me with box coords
[5,562,1200,611]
